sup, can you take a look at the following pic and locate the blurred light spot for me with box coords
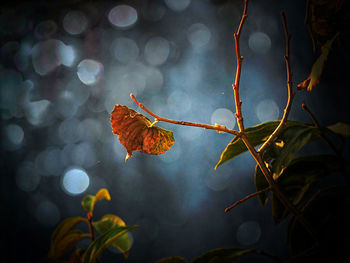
[14,43,31,72]
[204,172,231,191]
[164,0,191,12]
[142,3,166,21]
[256,99,279,122]
[35,200,61,227]
[35,147,63,176]
[79,118,102,142]
[77,59,104,85]
[34,20,57,40]
[144,37,170,66]
[24,99,51,126]
[179,125,203,141]
[5,124,24,145]
[55,90,79,119]
[71,142,97,168]
[237,221,261,245]
[167,91,191,116]
[210,108,236,130]
[159,143,181,163]
[108,5,138,29]
[248,32,271,54]
[145,67,163,92]
[16,162,40,192]
[63,11,88,35]
[58,118,82,144]
[120,72,146,95]
[111,37,139,64]
[62,168,90,195]
[58,44,75,67]
[31,39,68,75]
[187,23,211,48]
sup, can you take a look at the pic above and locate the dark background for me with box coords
[1,0,349,262]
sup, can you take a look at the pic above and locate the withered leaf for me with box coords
[110,105,174,161]
[297,33,338,92]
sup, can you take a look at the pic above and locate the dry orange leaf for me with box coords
[110,105,175,161]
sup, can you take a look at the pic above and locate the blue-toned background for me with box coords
[1,0,349,262]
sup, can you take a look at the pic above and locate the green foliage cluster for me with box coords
[41,189,138,263]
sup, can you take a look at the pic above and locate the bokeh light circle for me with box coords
[63,11,88,35]
[16,162,40,192]
[144,37,170,66]
[35,200,61,227]
[187,23,211,48]
[210,108,236,130]
[62,168,90,195]
[34,20,57,39]
[5,124,24,145]
[108,5,138,29]
[236,221,261,245]
[256,99,279,122]
[164,0,191,12]
[77,59,104,85]
[248,32,271,54]
[111,37,139,64]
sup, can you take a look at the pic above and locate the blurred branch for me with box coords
[258,12,295,154]
[130,94,240,136]
[304,0,316,53]
[225,187,271,213]
[87,212,95,241]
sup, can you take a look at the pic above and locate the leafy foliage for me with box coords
[110,104,175,161]
[44,189,138,263]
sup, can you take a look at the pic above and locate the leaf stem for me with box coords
[87,212,95,241]
[225,186,272,212]
[130,93,240,136]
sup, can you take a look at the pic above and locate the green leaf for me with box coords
[327,122,350,137]
[82,225,139,263]
[271,155,341,225]
[92,214,130,258]
[155,256,188,263]
[53,230,90,259]
[49,217,86,258]
[215,121,311,169]
[271,126,317,178]
[297,33,338,92]
[254,165,270,206]
[81,188,111,213]
[81,195,94,213]
[192,247,282,263]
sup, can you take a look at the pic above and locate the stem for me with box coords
[225,186,271,212]
[87,212,95,241]
[232,0,248,132]
[304,0,316,53]
[302,103,342,156]
[258,12,295,154]
[130,93,240,136]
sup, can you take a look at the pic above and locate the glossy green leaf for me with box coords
[271,155,341,225]
[82,225,139,263]
[81,195,94,213]
[254,165,270,206]
[192,247,282,263]
[155,256,188,263]
[271,126,317,178]
[92,214,130,258]
[81,188,111,213]
[297,33,338,92]
[215,121,311,169]
[49,217,86,258]
[327,122,350,137]
[53,230,90,259]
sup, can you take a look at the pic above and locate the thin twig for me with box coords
[130,93,240,136]
[87,212,95,241]
[302,103,341,156]
[258,12,295,154]
[225,186,271,212]
[233,0,248,132]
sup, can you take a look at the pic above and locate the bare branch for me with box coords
[130,93,240,136]
[258,12,295,154]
